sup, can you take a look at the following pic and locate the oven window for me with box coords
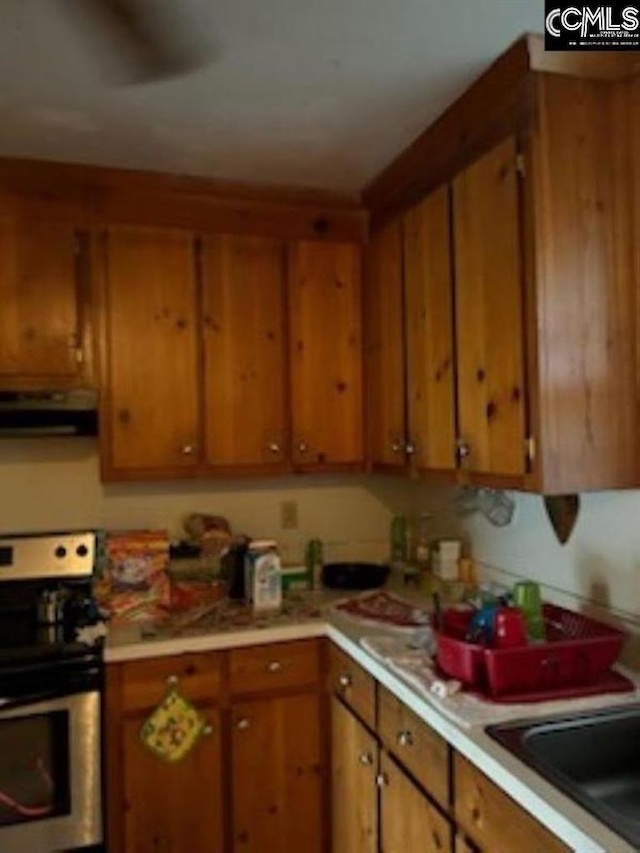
[0,711,70,827]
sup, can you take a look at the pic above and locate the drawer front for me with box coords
[228,638,321,695]
[454,754,570,853]
[328,644,376,729]
[119,652,222,712]
[378,686,449,808]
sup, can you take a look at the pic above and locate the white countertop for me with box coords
[105,593,638,853]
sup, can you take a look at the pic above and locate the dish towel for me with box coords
[359,634,640,729]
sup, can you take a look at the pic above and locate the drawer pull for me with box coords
[267,661,282,673]
[338,673,352,688]
[397,730,414,748]
[376,772,389,788]
[236,718,250,731]
[358,752,373,766]
[166,675,179,687]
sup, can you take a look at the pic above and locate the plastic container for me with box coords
[305,538,323,590]
[436,603,625,698]
[281,564,310,592]
[436,607,486,686]
[390,515,408,563]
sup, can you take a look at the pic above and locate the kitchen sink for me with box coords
[487,705,640,849]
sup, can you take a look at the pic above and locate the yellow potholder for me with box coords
[140,687,206,763]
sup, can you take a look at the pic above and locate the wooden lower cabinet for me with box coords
[328,642,572,853]
[330,694,453,853]
[231,691,325,852]
[120,707,223,853]
[454,753,570,853]
[455,833,478,853]
[378,685,449,810]
[107,640,326,853]
[380,751,452,853]
[331,697,378,853]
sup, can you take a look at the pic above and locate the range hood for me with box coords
[0,389,98,437]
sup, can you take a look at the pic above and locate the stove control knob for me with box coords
[55,546,67,559]
[76,544,88,557]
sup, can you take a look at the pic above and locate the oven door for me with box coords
[0,690,102,853]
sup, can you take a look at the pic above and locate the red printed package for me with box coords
[100,530,171,623]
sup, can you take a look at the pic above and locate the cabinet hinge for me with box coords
[524,435,536,468]
[515,153,526,177]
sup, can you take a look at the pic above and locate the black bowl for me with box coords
[321,562,390,590]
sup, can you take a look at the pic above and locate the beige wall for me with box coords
[0,439,418,565]
[12,439,639,627]
[457,490,640,669]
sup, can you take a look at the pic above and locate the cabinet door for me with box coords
[102,227,199,476]
[365,220,407,470]
[453,136,527,479]
[454,753,570,853]
[331,697,378,853]
[403,186,456,475]
[231,692,324,852]
[0,210,85,381]
[455,833,479,853]
[380,752,452,853]
[121,707,223,853]
[289,241,363,469]
[201,235,289,470]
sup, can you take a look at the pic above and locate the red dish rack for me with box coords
[436,603,626,699]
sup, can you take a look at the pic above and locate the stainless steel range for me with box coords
[0,531,103,853]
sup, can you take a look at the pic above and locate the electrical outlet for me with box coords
[280,500,298,530]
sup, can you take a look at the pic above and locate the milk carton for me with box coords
[245,540,282,611]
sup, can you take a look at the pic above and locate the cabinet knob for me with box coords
[358,752,373,766]
[375,772,389,788]
[338,673,352,688]
[267,442,281,454]
[236,718,250,731]
[405,441,416,457]
[202,724,213,737]
[456,439,471,461]
[266,660,282,673]
[167,675,179,687]
[396,730,413,748]
[297,441,308,453]
[391,439,405,454]
[181,444,196,456]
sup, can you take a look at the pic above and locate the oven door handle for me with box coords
[0,688,75,712]
[0,667,102,713]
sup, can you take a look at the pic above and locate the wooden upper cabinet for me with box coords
[403,186,456,476]
[200,235,288,471]
[365,220,407,470]
[0,200,88,384]
[525,73,637,492]
[288,240,364,469]
[453,136,527,482]
[101,226,199,477]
